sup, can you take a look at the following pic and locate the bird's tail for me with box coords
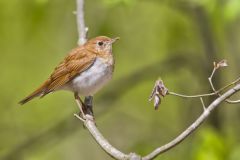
[19,80,49,105]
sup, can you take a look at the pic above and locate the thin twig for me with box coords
[142,83,240,160]
[225,99,240,103]
[208,68,240,104]
[217,77,240,92]
[74,113,85,122]
[169,91,216,98]
[76,0,87,45]
[209,68,216,80]
[200,97,206,111]
[218,76,240,103]
[168,71,240,102]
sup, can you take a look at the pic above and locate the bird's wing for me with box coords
[19,46,96,104]
[19,47,97,104]
[44,48,96,94]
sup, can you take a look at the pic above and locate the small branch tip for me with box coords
[74,113,85,122]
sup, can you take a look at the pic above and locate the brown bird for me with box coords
[19,36,119,112]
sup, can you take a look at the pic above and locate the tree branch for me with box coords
[75,115,129,159]
[74,97,141,160]
[208,68,240,104]
[75,1,240,160]
[76,0,87,45]
[142,83,240,160]
[74,77,240,160]
[169,91,216,98]
[146,59,240,159]
[3,54,193,160]
[75,1,141,159]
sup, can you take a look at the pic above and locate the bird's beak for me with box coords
[111,37,120,44]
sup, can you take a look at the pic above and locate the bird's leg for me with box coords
[74,93,87,119]
[84,96,94,116]
[74,93,94,122]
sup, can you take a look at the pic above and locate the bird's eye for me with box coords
[98,41,104,46]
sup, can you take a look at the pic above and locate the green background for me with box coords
[1,0,240,159]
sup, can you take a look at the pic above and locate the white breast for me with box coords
[69,58,113,96]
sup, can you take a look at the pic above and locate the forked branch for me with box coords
[144,82,240,160]
[208,64,240,104]
[75,1,240,160]
[75,1,140,159]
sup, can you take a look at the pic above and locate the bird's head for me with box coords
[84,36,119,55]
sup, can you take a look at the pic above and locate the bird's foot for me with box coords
[74,111,95,124]
[77,108,95,122]
[84,96,94,116]
[74,94,95,124]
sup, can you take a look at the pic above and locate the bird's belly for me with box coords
[70,58,113,96]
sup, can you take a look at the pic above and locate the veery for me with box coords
[19,36,119,110]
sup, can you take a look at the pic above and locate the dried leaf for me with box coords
[149,79,168,110]
[214,59,228,69]
[218,59,228,67]
[154,95,161,110]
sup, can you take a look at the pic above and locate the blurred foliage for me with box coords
[0,0,240,160]
[192,127,227,160]
[224,0,240,22]
[102,0,136,7]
